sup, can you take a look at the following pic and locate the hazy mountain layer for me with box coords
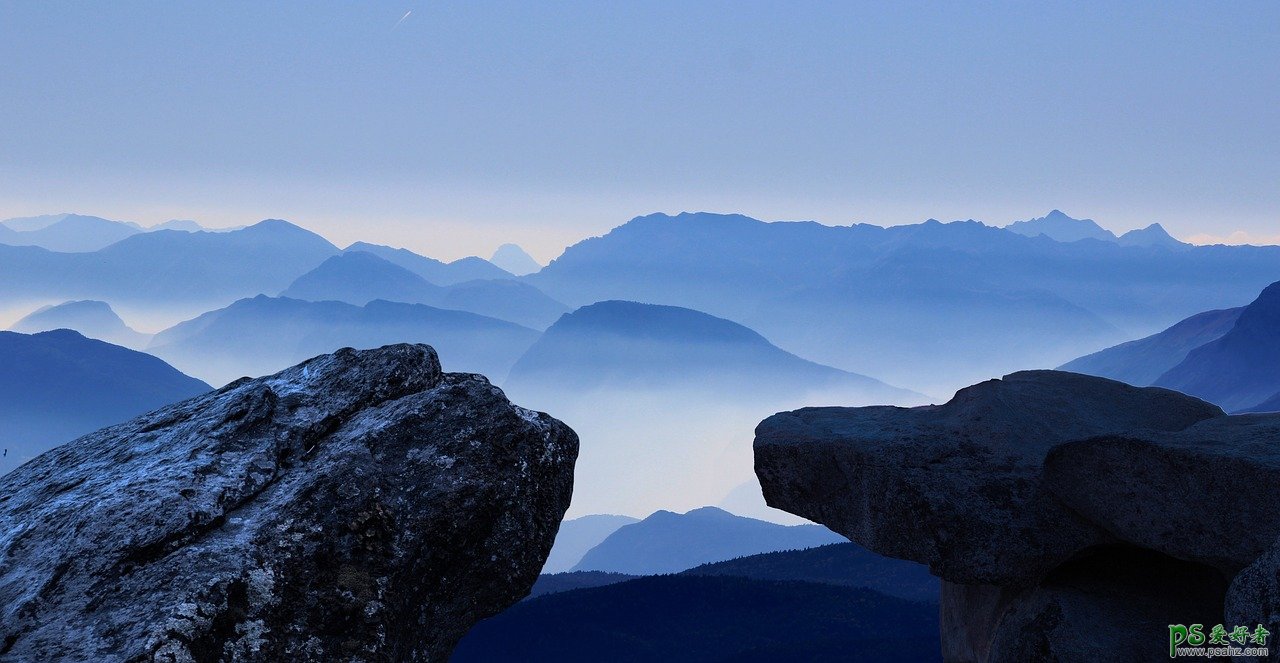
[501,300,920,517]
[345,241,514,285]
[527,212,1275,394]
[507,300,914,402]
[282,252,568,328]
[148,295,540,386]
[490,243,542,275]
[0,220,339,316]
[0,329,210,474]
[10,300,150,349]
[571,506,844,575]
[1059,307,1242,385]
[1005,209,1116,242]
[535,541,938,603]
[542,514,640,573]
[0,214,141,252]
[1156,282,1280,411]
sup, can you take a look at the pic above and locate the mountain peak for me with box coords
[1005,210,1117,243]
[1117,222,1186,248]
[245,218,304,233]
[490,243,541,276]
[570,504,843,574]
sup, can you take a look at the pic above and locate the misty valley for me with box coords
[2,208,1280,661]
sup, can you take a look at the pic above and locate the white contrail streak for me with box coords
[393,10,412,29]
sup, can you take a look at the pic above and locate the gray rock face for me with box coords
[755,370,1221,585]
[754,369,1280,661]
[1046,415,1280,573]
[0,344,578,662]
[1226,538,1280,654]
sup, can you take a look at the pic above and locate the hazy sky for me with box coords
[1,2,1277,260]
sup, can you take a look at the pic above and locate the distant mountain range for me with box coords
[1062,280,1280,412]
[344,241,514,285]
[147,295,540,386]
[281,251,567,329]
[537,540,938,603]
[490,243,542,276]
[527,211,1280,393]
[0,219,519,329]
[1059,307,1242,386]
[1154,282,1280,412]
[8,208,1276,398]
[9,300,151,349]
[452,575,941,662]
[543,514,640,573]
[0,214,240,253]
[500,301,919,517]
[0,220,339,314]
[0,330,209,474]
[0,214,142,252]
[1004,209,1186,248]
[571,506,845,575]
[506,300,916,403]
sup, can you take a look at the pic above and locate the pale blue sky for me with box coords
[1,2,1277,259]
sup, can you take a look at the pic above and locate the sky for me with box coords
[1,2,1277,261]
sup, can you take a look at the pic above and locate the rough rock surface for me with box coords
[0,344,578,662]
[1226,537,1280,657]
[755,370,1222,585]
[754,369,1280,661]
[1046,415,1280,573]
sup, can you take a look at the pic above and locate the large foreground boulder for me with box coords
[0,344,578,661]
[756,370,1280,662]
[755,370,1222,585]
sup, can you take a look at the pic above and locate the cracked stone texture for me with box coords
[754,370,1222,585]
[0,343,578,662]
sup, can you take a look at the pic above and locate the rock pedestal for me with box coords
[757,370,1280,662]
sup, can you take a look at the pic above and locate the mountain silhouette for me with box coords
[570,506,845,575]
[1117,223,1187,249]
[281,251,445,305]
[148,295,540,386]
[451,575,940,662]
[0,219,339,313]
[528,571,639,599]
[1059,307,1242,386]
[343,242,513,285]
[526,211,1264,394]
[1155,281,1280,411]
[1005,209,1115,243]
[506,300,914,402]
[282,252,567,328]
[542,514,641,573]
[149,219,210,232]
[681,542,938,603]
[533,541,937,602]
[500,299,921,519]
[1,213,75,232]
[10,300,150,349]
[1239,391,1280,413]
[0,214,141,252]
[0,329,210,474]
[490,243,542,275]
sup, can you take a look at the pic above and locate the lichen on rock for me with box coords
[0,343,577,662]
